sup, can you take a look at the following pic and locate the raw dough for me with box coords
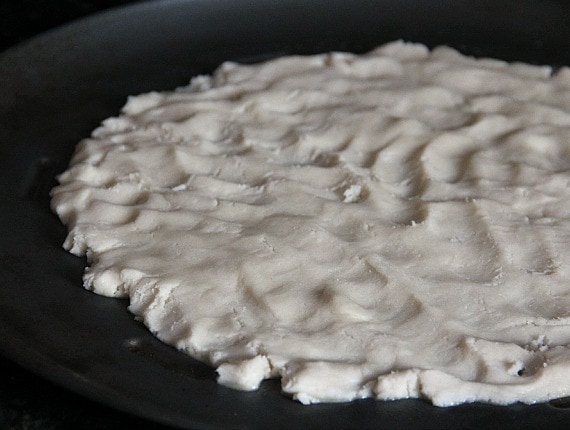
[51,41,570,406]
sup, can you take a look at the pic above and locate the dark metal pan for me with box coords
[1,1,570,428]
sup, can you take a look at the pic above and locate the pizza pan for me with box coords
[1,0,570,428]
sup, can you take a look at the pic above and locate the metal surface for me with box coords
[1,0,569,428]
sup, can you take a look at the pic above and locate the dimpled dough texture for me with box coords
[51,41,570,406]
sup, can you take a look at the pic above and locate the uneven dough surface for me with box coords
[51,41,570,406]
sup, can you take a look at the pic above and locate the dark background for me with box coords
[1,1,176,428]
[0,0,137,52]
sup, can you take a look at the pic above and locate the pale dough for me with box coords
[51,41,570,406]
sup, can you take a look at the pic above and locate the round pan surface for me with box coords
[1,0,570,428]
